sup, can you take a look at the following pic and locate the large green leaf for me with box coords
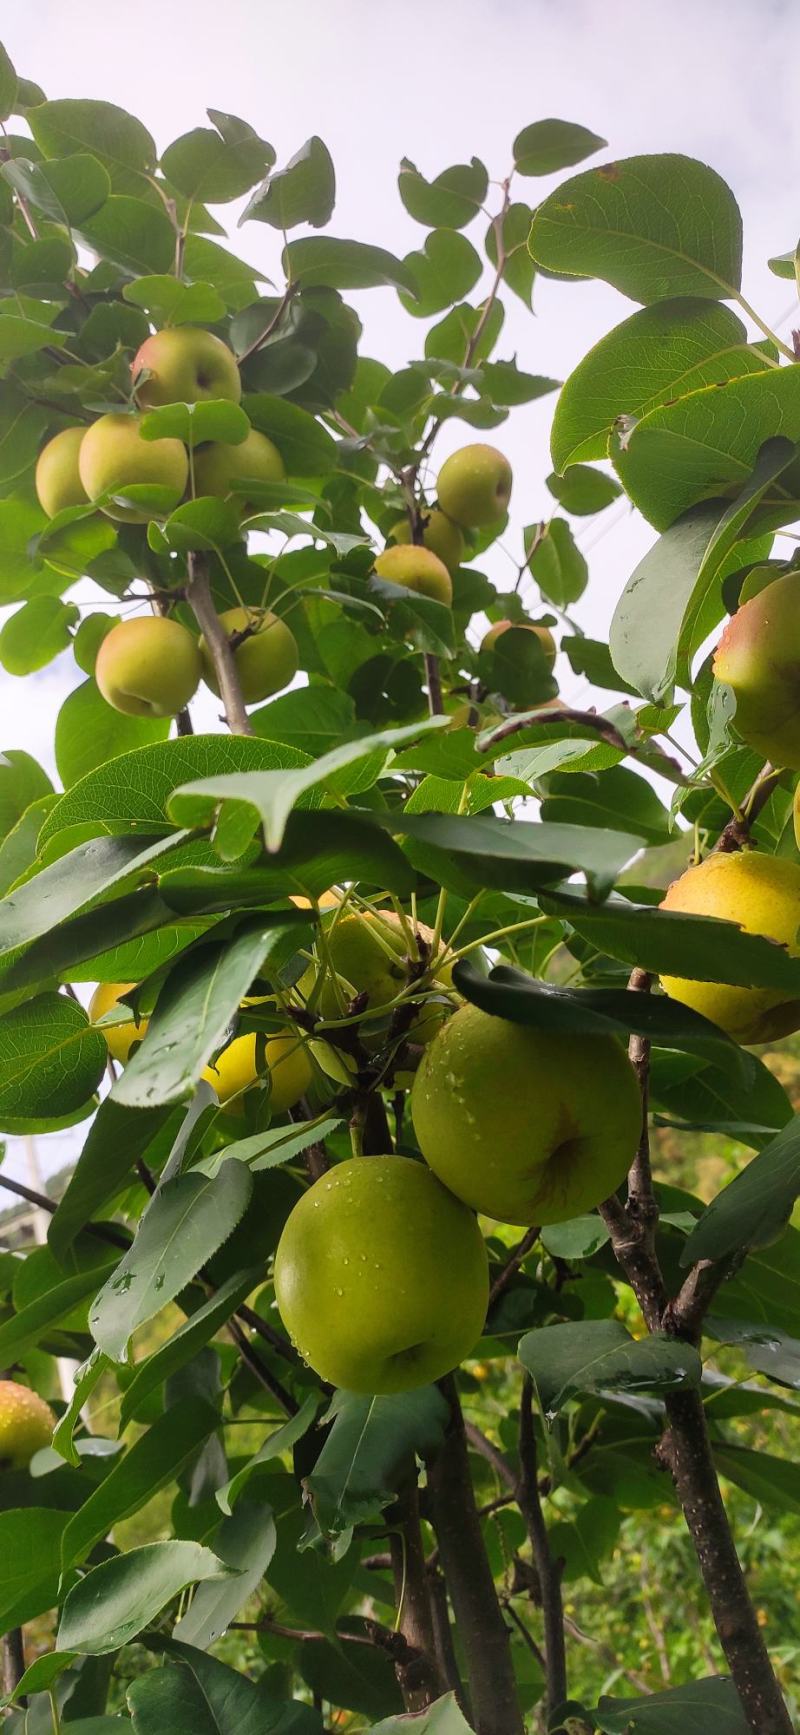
[551,299,767,470]
[0,992,105,1124]
[55,679,171,789]
[90,1161,253,1361]
[173,1502,276,1648]
[513,119,606,176]
[30,99,157,192]
[217,1395,319,1516]
[244,393,339,474]
[615,367,800,532]
[61,1397,220,1568]
[0,595,78,674]
[682,1115,800,1262]
[49,1101,178,1262]
[593,1676,749,1733]
[161,123,271,204]
[372,808,640,900]
[370,1697,474,1735]
[399,230,482,318]
[58,1541,229,1654]
[525,517,588,607]
[398,158,488,229]
[519,1320,701,1416]
[0,1261,116,1365]
[705,1315,800,1387]
[0,831,181,959]
[120,1269,259,1429]
[243,136,335,229]
[283,237,417,294]
[528,153,742,304]
[0,1508,71,1628]
[305,1386,450,1539]
[0,749,53,840]
[129,1638,320,1735]
[1,152,110,225]
[76,196,176,275]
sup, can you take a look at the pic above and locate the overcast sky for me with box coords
[1,0,797,1184]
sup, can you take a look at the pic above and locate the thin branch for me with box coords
[0,1173,130,1252]
[185,551,254,736]
[714,764,781,854]
[427,1565,470,1716]
[516,1377,568,1718]
[424,652,444,716]
[388,1488,446,1711]
[227,1317,298,1416]
[480,705,630,754]
[237,285,297,366]
[488,1226,540,1309]
[662,1255,737,1343]
[464,1420,516,1490]
[2,1628,25,1699]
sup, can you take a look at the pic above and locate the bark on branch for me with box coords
[516,1377,568,1719]
[185,552,254,736]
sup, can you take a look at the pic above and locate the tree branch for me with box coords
[516,1377,568,1718]
[2,1629,25,1700]
[488,1226,540,1309]
[428,1378,524,1735]
[185,552,254,736]
[714,765,780,854]
[388,1487,447,1711]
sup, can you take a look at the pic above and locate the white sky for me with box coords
[1,0,798,1184]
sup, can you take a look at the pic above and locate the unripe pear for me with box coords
[95,616,201,718]
[481,618,556,666]
[193,428,285,512]
[79,412,188,521]
[713,573,800,768]
[0,1381,55,1467]
[300,910,452,1047]
[274,1155,489,1392]
[203,1029,313,1115]
[89,980,148,1064]
[35,426,88,517]
[373,543,452,605]
[436,444,512,528]
[387,510,464,575]
[132,326,242,408]
[411,1002,641,1225]
[660,850,800,1043]
[199,606,298,704]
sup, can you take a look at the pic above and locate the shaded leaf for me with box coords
[58,1541,229,1654]
[519,1319,701,1417]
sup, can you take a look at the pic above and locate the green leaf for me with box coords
[548,1495,620,1585]
[123,274,227,326]
[183,235,263,312]
[0,992,105,1125]
[481,361,559,406]
[0,497,47,599]
[0,595,77,676]
[140,401,249,446]
[283,237,417,294]
[0,749,53,840]
[51,1351,110,1466]
[245,393,338,475]
[173,1502,276,1648]
[90,1161,253,1361]
[593,1676,749,1733]
[551,299,765,470]
[425,299,504,366]
[1,152,110,224]
[540,764,670,843]
[513,119,606,176]
[0,385,49,491]
[519,1320,701,1417]
[546,465,621,515]
[614,366,800,532]
[300,1631,401,1719]
[453,960,750,1078]
[0,1261,116,1366]
[0,42,18,121]
[485,203,536,308]
[306,1387,450,1539]
[251,685,357,754]
[398,158,488,229]
[129,1639,320,1735]
[40,733,309,853]
[0,831,180,959]
[541,884,800,994]
[30,99,157,192]
[161,125,271,204]
[271,1507,356,1636]
[528,154,743,304]
[526,517,588,607]
[76,195,177,276]
[62,1397,220,1568]
[243,136,335,229]
[167,716,449,854]
[370,1697,474,1735]
[478,624,556,708]
[112,916,310,1107]
[160,496,242,552]
[373,808,638,899]
[55,678,171,789]
[0,1509,70,1628]
[705,1316,800,1389]
[49,1100,178,1263]
[121,1269,260,1430]
[58,1541,229,1654]
[217,1394,319,1515]
[682,1115,800,1263]
[399,230,482,318]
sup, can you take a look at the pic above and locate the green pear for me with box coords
[35,426,88,517]
[373,543,452,605]
[193,428,285,513]
[713,572,800,767]
[388,509,464,575]
[0,1381,55,1467]
[299,910,452,1048]
[481,618,556,666]
[199,606,298,704]
[436,444,512,528]
[132,326,242,408]
[411,1002,641,1225]
[660,850,800,1043]
[274,1155,489,1392]
[95,616,201,717]
[79,412,188,522]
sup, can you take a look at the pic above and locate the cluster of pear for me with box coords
[374,444,513,608]
[273,902,641,1393]
[34,326,297,720]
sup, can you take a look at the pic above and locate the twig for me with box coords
[0,1173,130,1252]
[488,1226,540,1308]
[714,765,781,854]
[237,285,296,366]
[427,1565,470,1716]
[464,1420,516,1490]
[2,1628,25,1699]
[185,552,254,736]
[388,1488,446,1711]
[516,1377,568,1718]
[480,706,630,753]
[227,1317,298,1416]
[424,652,444,717]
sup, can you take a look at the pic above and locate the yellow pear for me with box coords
[203,1029,313,1115]
[35,426,88,517]
[95,617,201,718]
[373,543,452,606]
[660,850,800,1043]
[436,444,512,528]
[199,606,298,705]
[0,1382,55,1467]
[88,980,148,1064]
[387,509,464,575]
[132,326,242,408]
[79,412,188,522]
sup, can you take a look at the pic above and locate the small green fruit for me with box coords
[199,606,298,704]
[95,616,201,717]
[35,426,88,518]
[274,1155,489,1392]
[387,509,464,575]
[373,543,452,605]
[193,428,285,513]
[132,326,242,408]
[481,618,556,666]
[79,412,188,522]
[411,1002,641,1225]
[436,444,512,528]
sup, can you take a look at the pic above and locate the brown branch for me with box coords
[428,1378,524,1735]
[185,551,253,736]
[424,652,444,716]
[516,1377,568,1719]
[657,1389,793,1734]
[0,1173,130,1253]
[488,1226,540,1309]
[464,1419,516,1490]
[714,765,780,854]
[237,285,297,367]
[662,1256,738,1344]
[388,1488,446,1711]
[479,705,630,754]
[227,1317,298,1417]
[2,1628,25,1700]
[427,1565,470,1716]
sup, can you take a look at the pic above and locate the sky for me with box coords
[1,0,798,1184]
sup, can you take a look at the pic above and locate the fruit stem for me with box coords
[517,1377,568,1718]
[185,552,254,736]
